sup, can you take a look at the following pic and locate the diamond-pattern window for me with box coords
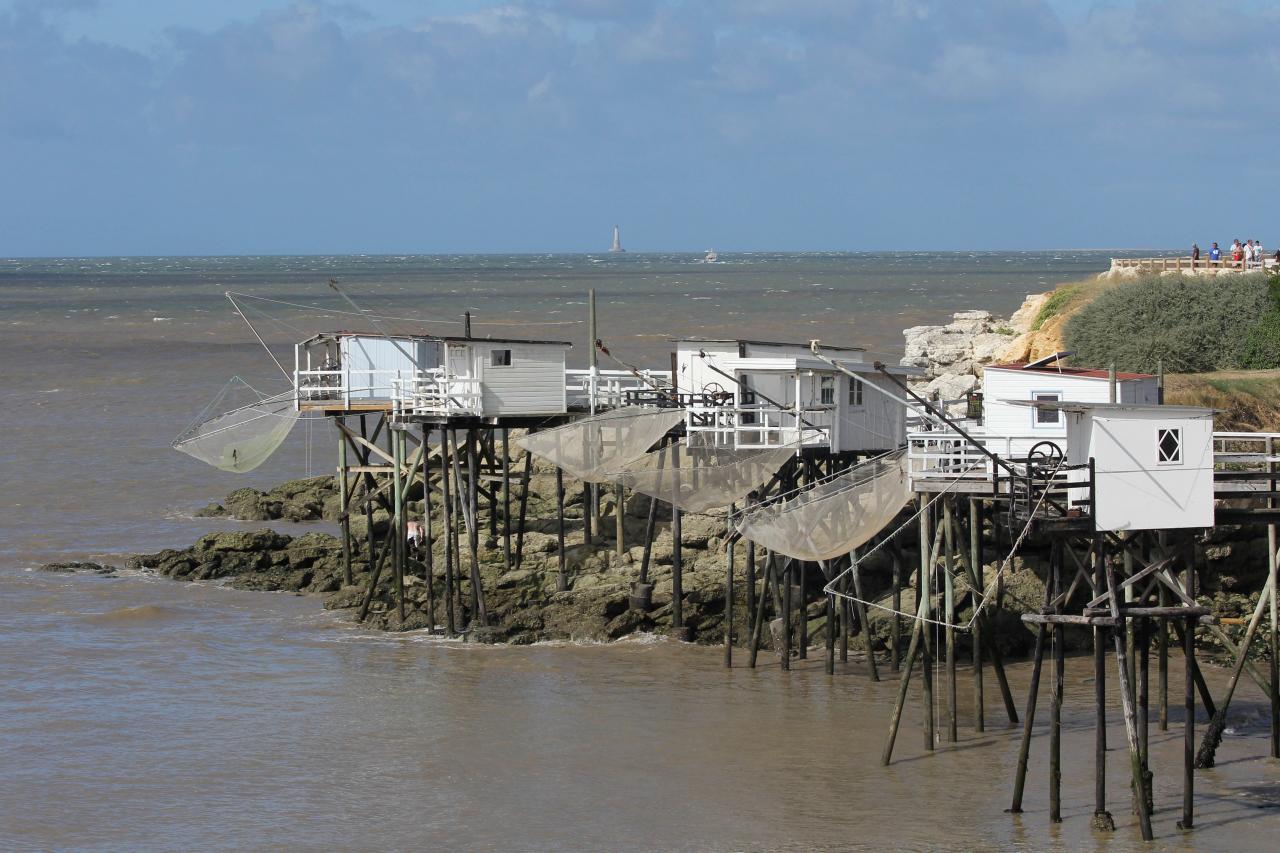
[1157,427,1182,464]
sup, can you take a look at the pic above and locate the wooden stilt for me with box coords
[1180,538,1195,832]
[746,538,757,649]
[1269,516,1279,758]
[970,498,984,732]
[514,448,532,571]
[1159,584,1169,731]
[748,553,772,669]
[672,505,684,633]
[583,480,593,546]
[891,538,903,672]
[849,550,878,681]
[1009,552,1055,814]
[1049,539,1063,824]
[838,568,850,665]
[882,586,930,766]
[944,498,957,744]
[1089,533,1114,830]
[337,417,353,586]
[1139,616,1152,817]
[1008,620,1048,814]
[921,503,935,752]
[392,428,406,625]
[616,483,626,559]
[820,560,834,676]
[501,430,512,574]
[798,561,809,660]
[1104,551,1155,841]
[725,508,734,668]
[781,557,792,671]
[555,467,567,592]
[440,430,457,636]
[356,526,395,622]
[422,426,435,633]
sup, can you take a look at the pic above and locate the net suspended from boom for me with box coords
[734,449,911,561]
[172,378,300,474]
[608,432,797,514]
[515,406,685,483]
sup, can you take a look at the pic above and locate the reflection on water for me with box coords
[1,567,1276,851]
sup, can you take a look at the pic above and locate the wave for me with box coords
[82,604,192,626]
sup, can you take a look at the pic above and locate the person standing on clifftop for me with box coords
[1210,242,1222,261]
[1192,243,1200,265]
[1233,239,1244,264]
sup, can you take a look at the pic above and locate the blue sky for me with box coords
[2,0,1277,256]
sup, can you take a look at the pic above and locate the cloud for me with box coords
[2,1,1279,254]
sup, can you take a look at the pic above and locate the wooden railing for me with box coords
[1110,256,1275,272]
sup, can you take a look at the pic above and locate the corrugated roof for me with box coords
[985,363,1151,380]
[674,337,866,352]
[1008,400,1215,416]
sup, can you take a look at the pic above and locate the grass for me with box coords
[1030,282,1091,331]
[1164,370,1280,431]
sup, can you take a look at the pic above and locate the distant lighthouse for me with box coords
[609,225,625,253]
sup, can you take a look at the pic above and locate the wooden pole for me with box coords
[725,507,734,668]
[672,505,684,633]
[616,483,626,559]
[337,417,353,586]
[823,562,835,676]
[514,449,532,571]
[502,429,512,574]
[440,429,456,635]
[746,537,757,649]
[881,582,931,766]
[1180,538,1195,832]
[970,498,983,732]
[422,426,435,634]
[392,428,406,625]
[1159,582,1169,731]
[748,553,773,669]
[839,568,850,664]
[921,503,935,752]
[355,526,395,622]
[1138,616,1152,817]
[1009,549,1056,814]
[1093,534,1113,829]
[1269,441,1279,758]
[944,498,957,744]
[1049,539,1063,824]
[1104,549,1155,841]
[798,561,809,660]
[849,550,878,681]
[556,467,567,592]
[890,538,903,671]
[781,558,792,671]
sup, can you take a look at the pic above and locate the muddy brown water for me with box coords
[3,567,1277,851]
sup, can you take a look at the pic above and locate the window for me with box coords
[819,376,835,405]
[849,378,864,407]
[1157,427,1182,464]
[1033,392,1061,425]
[739,387,756,424]
[490,349,512,367]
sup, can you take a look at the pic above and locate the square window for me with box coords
[490,349,512,367]
[1033,392,1060,425]
[1157,427,1182,464]
[819,376,835,405]
[849,379,864,406]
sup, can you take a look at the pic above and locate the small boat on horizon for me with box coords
[703,249,718,263]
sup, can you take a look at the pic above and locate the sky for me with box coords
[2,0,1278,256]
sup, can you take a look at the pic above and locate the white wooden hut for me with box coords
[294,332,571,418]
[672,338,919,452]
[1032,401,1216,531]
[981,352,1160,454]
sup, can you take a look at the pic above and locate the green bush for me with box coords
[1065,273,1274,373]
[1240,273,1280,368]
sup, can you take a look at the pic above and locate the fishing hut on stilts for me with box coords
[173,287,1278,844]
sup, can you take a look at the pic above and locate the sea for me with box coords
[2,251,1277,850]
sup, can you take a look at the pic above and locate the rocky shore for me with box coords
[38,286,1275,662]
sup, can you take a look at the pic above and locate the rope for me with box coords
[824,455,1066,631]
